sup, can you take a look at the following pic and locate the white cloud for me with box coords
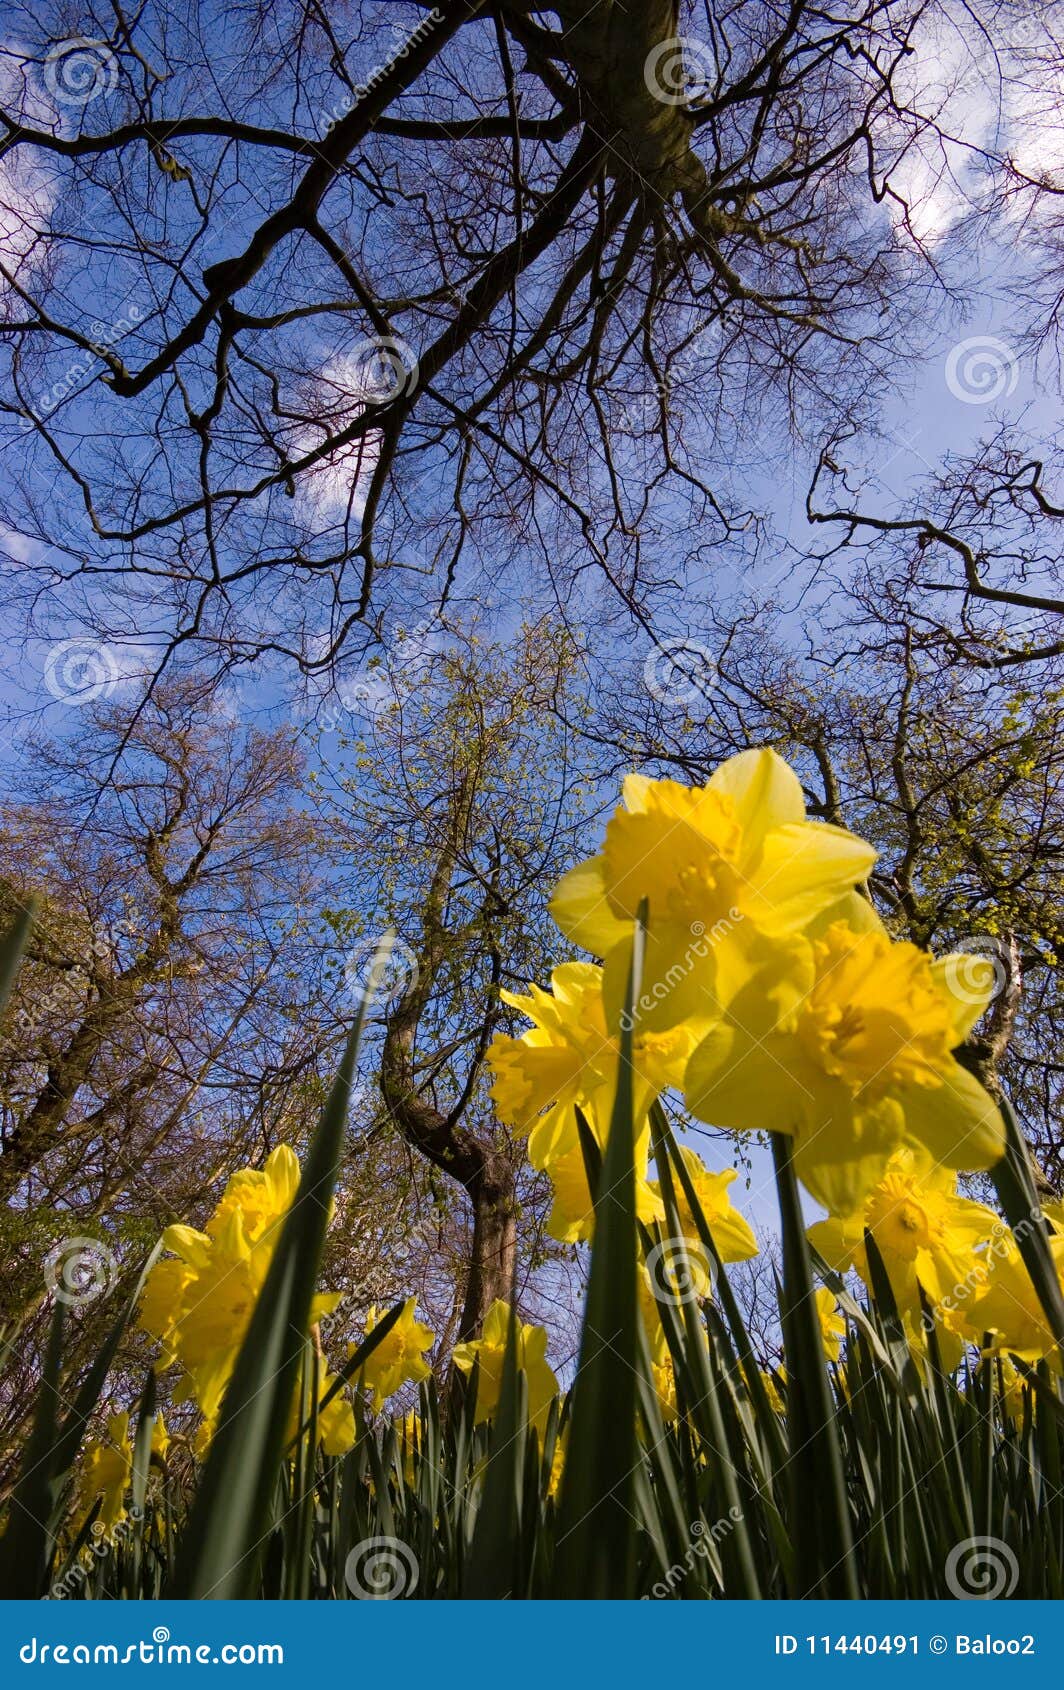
[874,7,1000,244]
[0,524,45,565]
[0,53,56,307]
[869,3,1064,246]
[289,354,388,526]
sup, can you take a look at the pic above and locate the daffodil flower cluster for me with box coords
[489,960,757,1257]
[139,1146,355,1454]
[74,1411,169,1538]
[351,1299,435,1412]
[453,1299,560,1432]
[809,1147,1003,1365]
[489,747,1064,1369]
[969,1204,1064,1365]
[126,745,1061,1491]
[137,1145,452,1460]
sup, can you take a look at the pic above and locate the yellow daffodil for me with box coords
[394,1410,422,1486]
[315,1377,357,1455]
[352,1299,434,1411]
[809,1149,999,1317]
[549,748,877,1030]
[190,1367,355,1462]
[980,1355,1030,1422]
[930,1300,979,1370]
[205,1145,301,1245]
[650,1148,758,1265]
[687,917,1004,1214]
[639,1265,669,1364]
[452,1300,559,1431]
[75,1412,132,1535]
[760,1368,786,1414]
[489,962,692,1243]
[546,1427,567,1499]
[489,961,697,1170]
[74,1412,168,1537]
[815,1288,846,1363]
[147,1414,170,1464]
[652,1357,680,1423]
[139,1145,343,1440]
[542,1134,665,1244]
[967,1225,1064,1368]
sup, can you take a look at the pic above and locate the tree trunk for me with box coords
[456,1161,518,1341]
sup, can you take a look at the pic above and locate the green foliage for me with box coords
[12,1170,1064,1599]
[7,1077,1064,1598]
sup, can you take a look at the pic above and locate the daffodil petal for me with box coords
[808,1216,862,1271]
[793,1096,903,1216]
[898,1064,1004,1172]
[706,747,806,852]
[806,889,887,941]
[601,924,721,1037]
[744,822,877,935]
[549,857,631,955]
[685,1021,809,1134]
[709,1208,759,1262]
[931,953,1000,1043]
[159,1224,213,1268]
